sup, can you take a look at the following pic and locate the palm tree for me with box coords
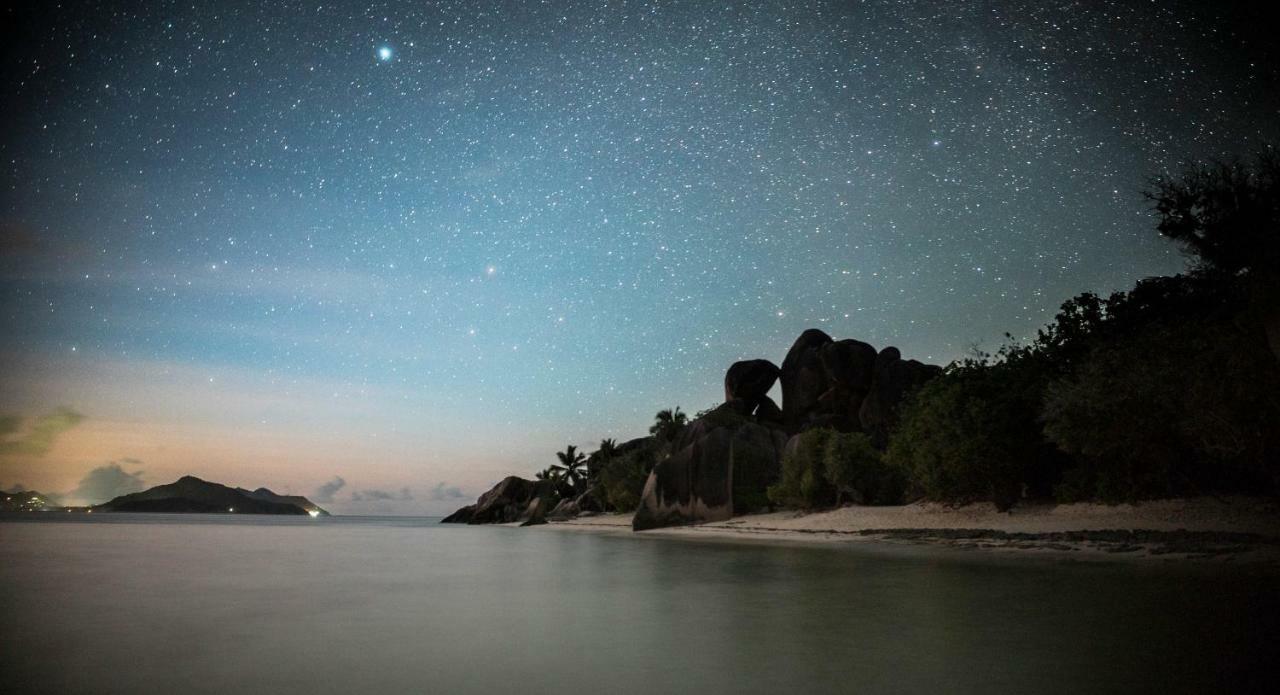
[649,407,688,441]
[597,438,618,458]
[550,444,587,495]
[535,467,556,482]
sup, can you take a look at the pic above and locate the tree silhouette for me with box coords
[1147,151,1280,361]
[1147,152,1278,276]
[649,407,688,442]
[596,438,618,458]
[550,445,587,495]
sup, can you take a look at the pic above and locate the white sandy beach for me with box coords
[532,497,1280,561]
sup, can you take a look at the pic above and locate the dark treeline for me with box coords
[793,151,1280,510]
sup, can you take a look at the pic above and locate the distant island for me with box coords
[93,476,330,516]
[1,489,58,513]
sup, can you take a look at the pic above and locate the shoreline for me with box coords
[529,496,1280,563]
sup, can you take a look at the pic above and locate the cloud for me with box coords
[352,487,413,502]
[0,407,85,457]
[429,482,466,501]
[313,476,346,503]
[71,461,145,504]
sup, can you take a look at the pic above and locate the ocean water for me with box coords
[0,514,1274,694]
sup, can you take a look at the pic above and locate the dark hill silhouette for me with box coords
[96,476,327,515]
[238,486,330,516]
[1,489,55,512]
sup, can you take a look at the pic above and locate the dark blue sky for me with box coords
[2,0,1277,512]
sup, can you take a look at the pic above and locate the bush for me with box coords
[1043,317,1280,502]
[885,361,1054,511]
[597,445,656,512]
[879,278,1233,510]
[768,428,834,509]
[824,431,905,505]
[768,428,906,509]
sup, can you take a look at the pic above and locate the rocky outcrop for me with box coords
[519,496,551,526]
[449,328,938,532]
[544,486,606,522]
[754,394,785,426]
[547,497,579,521]
[780,329,835,432]
[441,476,555,524]
[857,347,943,443]
[573,485,605,514]
[724,359,781,404]
[632,402,788,531]
[779,330,940,438]
[440,504,476,523]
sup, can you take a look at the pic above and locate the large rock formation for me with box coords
[518,496,551,526]
[449,329,939,532]
[632,401,788,531]
[441,476,555,524]
[857,346,943,443]
[779,329,940,439]
[545,486,606,522]
[779,329,835,432]
[724,358,785,427]
[724,359,780,403]
[630,330,937,531]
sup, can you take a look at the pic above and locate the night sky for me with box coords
[2,1,1277,513]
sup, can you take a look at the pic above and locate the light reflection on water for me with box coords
[1,514,1274,694]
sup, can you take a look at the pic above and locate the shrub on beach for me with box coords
[768,428,834,509]
[885,360,1050,511]
[769,428,905,510]
[1044,316,1280,502]
[885,269,1280,509]
[597,445,656,513]
[823,431,905,506]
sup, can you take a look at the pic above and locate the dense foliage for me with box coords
[886,271,1280,507]
[595,443,657,512]
[824,431,905,506]
[1147,152,1278,278]
[1044,316,1280,502]
[884,152,1280,508]
[885,362,1046,511]
[769,428,903,509]
[768,428,833,509]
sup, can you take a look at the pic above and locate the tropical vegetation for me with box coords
[527,152,1280,515]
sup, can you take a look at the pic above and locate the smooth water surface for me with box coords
[1,514,1275,694]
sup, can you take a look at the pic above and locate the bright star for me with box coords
[377,46,393,62]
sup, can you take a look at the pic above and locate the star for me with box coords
[3,0,1276,520]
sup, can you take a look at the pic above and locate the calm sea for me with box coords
[0,513,1274,694]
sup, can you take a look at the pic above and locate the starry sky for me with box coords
[2,0,1277,514]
